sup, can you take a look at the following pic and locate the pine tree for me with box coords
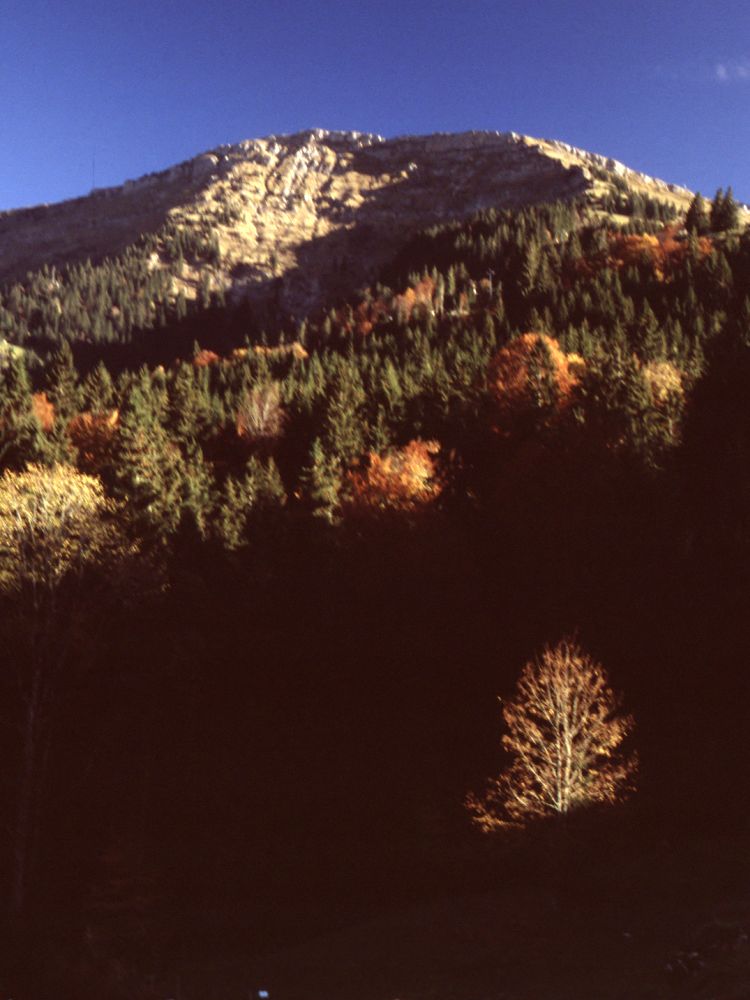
[710,187,740,232]
[520,240,541,298]
[0,356,47,470]
[113,386,185,542]
[573,347,680,470]
[526,335,559,417]
[301,438,341,523]
[179,449,216,541]
[685,192,709,235]
[169,363,208,451]
[216,475,252,550]
[82,361,115,414]
[216,456,286,548]
[245,456,286,513]
[323,369,366,466]
[44,342,81,464]
[635,301,664,360]
[46,341,81,422]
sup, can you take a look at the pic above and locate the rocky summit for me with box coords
[0,128,694,316]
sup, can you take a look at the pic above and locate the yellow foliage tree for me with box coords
[0,464,130,600]
[345,439,442,515]
[642,359,684,408]
[0,464,136,915]
[466,640,636,831]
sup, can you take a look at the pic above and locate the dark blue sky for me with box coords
[2,0,749,210]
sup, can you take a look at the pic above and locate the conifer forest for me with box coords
[1,183,750,997]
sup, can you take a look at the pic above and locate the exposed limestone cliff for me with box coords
[0,129,697,316]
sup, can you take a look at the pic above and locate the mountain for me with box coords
[3,130,750,999]
[0,129,695,316]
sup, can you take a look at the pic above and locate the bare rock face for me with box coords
[0,129,696,316]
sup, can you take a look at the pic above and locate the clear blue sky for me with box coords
[1,0,749,210]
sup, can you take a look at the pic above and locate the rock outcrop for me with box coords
[0,129,697,315]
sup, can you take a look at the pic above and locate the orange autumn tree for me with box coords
[578,227,713,281]
[466,640,637,831]
[31,392,55,433]
[68,410,120,474]
[345,439,443,515]
[192,349,221,368]
[488,333,583,433]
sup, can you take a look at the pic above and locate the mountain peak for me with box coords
[0,129,696,315]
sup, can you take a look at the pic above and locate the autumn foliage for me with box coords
[642,359,684,410]
[466,640,637,831]
[31,392,55,433]
[345,439,443,515]
[0,463,132,598]
[192,349,221,368]
[68,410,120,473]
[488,333,583,431]
[577,227,714,281]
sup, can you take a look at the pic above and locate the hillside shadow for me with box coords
[273,142,587,318]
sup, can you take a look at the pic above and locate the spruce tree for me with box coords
[113,385,185,542]
[46,341,81,422]
[216,456,286,548]
[323,369,366,466]
[685,193,710,235]
[216,475,251,550]
[169,363,208,451]
[82,361,115,413]
[635,301,664,360]
[243,456,286,514]
[0,355,47,470]
[301,438,341,523]
[179,449,216,541]
[710,187,740,232]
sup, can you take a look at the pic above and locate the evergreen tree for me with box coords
[46,341,81,422]
[216,475,252,550]
[323,369,366,466]
[178,449,216,541]
[243,456,287,516]
[216,456,286,548]
[301,438,341,523]
[113,386,185,542]
[685,192,709,235]
[82,361,115,413]
[634,301,664,360]
[0,356,47,470]
[710,187,740,232]
[42,342,80,464]
[573,348,681,470]
[526,335,559,419]
[169,363,208,452]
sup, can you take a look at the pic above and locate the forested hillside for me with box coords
[1,181,749,998]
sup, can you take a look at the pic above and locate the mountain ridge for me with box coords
[0,129,699,316]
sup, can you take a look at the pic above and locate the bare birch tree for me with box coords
[466,640,637,831]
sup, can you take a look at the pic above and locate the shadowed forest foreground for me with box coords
[0,192,748,996]
[1,500,748,998]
